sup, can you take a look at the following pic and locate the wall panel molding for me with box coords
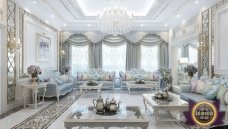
[18,8,58,78]
[212,0,228,74]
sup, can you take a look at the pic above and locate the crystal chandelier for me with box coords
[98,6,134,35]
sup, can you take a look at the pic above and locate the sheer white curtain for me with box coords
[189,46,197,64]
[71,45,89,76]
[140,45,159,72]
[102,43,126,72]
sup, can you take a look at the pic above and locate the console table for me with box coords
[21,82,47,109]
[64,106,149,129]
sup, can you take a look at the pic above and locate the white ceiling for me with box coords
[15,0,218,31]
[76,0,156,16]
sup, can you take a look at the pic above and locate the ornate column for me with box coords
[200,9,210,77]
[7,0,16,103]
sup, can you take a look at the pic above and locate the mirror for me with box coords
[177,41,199,84]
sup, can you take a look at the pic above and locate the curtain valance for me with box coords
[61,33,169,71]
[99,35,127,46]
[63,34,92,46]
[138,34,168,46]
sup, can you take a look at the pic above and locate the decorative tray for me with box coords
[87,83,98,86]
[135,82,145,84]
[93,109,120,116]
[152,96,173,105]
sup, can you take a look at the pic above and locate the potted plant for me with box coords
[62,65,71,75]
[159,68,173,90]
[27,65,42,83]
[184,65,197,79]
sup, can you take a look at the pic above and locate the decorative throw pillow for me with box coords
[203,83,213,95]
[143,74,153,81]
[224,91,228,104]
[81,74,88,81]
[125,73,132,81]
[153,73,160,81]
[195,80,205,94]
[77,74,83,81]
[205,85,220,100]
[91,74,100,81]
[119,72,126,81]
[60,75,67,82]
[53,76,64,85]
[190,79,198,93]
[216,86,228,104]
[99,74,107,81]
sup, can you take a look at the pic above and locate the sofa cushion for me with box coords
[195,80,205,94]
[217,86,228,104]
[224,91,228,105]
[58,82,73,92]
[190,79,198,93]
[180,93,213,102]
[142,74,154,81]
[180,93,226,112]
[53,76,64,85]
[203,83,213,95]
[205,85,220,100]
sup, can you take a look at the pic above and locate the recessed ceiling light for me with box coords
[45,21,49,24]
[195,0,199,4]
[33,1,37,4]
[140,24,144,27]
[87,24,91,27]
[165,24,168,27]
[176,14,180,18]
[51,15,55,18]
[63,23,66,27]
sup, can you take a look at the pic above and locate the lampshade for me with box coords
[179,57,188,64]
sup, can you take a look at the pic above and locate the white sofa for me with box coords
[119,68,160,90]
[75,69,116,89]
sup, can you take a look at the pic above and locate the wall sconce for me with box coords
[60,50,66,57]
[8,38,22,54]
[8,37,16,54]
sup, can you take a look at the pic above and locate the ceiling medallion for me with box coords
[97,4,134,35]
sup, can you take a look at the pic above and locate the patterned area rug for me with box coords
[12,90,80,129]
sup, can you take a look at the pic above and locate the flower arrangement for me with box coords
[184,65,197,77]
[159,68,173,86]
[27,65,42,78]
[62,65,71,73]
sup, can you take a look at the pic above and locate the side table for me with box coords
[21,82,47,109]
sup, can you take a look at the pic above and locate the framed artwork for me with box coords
[36,33,51,61]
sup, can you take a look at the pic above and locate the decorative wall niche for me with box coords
[213,2,228,74]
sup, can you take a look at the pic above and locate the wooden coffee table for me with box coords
[64,106,149,129]
[79,82,102,96]
[142,92,188,124]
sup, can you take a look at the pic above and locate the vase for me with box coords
[31,77,37,84]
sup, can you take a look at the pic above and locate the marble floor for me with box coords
[0,90,187,129]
